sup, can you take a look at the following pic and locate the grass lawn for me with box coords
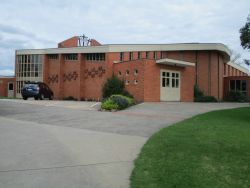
[131,107,250,188]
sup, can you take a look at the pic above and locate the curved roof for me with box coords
[16,43,230,59]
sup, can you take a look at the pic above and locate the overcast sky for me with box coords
[0,0,249,75]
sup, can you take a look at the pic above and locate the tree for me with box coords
[239,14,250,49]
[229,48,241,64]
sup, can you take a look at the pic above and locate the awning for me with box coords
[156,58,195,67]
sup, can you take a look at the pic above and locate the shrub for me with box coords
[63,96,77,101]
[102,74,133,99]
[110,95,129,109]
[194,85,217,102]
[101,95,135,111]
[194,84,204,98]
[225,91,246,102]
[195,96,218,102]
[111,94,135,106]
[101,98,119,110]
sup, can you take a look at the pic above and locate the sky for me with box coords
[0,0,250,76]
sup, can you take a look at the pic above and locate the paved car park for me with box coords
[0,99,249,188]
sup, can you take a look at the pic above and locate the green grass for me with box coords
[131,107,250,188]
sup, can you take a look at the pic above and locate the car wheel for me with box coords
[23,97,27,100]
[49,95,54,100]
[40,94,44,100]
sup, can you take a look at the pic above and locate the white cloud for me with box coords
[0,0,249,71]
[0,69,14,76]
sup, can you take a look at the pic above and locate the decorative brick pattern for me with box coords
[84,66,106,79]
[48,74,59,84]
[63,71,78,82]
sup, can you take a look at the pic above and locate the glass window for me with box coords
[129,52,133,61]
[166,78,170,87]
[162,78,165,87]
[176,79,179,88]
[138,52,141,59]
[120,52,124,62]
[242,80,247,91]
[153,51,157,59]
[172,79,176,87]
[146,52,149,59]
[230,80,235,91]
[65,54,78,61]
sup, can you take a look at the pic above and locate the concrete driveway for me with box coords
[0,99,249,188]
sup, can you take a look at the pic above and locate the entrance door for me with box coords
[8,82,14,98]
[160,70,180,101]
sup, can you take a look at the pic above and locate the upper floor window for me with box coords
[86,53,105,61]
[48,54,58,60]
[65,54,78,61]
[129,52,133,61]
[120,52,124,62]
[153,51,157,59]
[146,51,149,59]
[138,52,141,59]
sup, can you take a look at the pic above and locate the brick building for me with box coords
[0,76,15,98]
[14,36,249,102]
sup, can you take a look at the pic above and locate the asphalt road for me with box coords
[0,99,249,188]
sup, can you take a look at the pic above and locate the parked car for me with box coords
[21,82,54,100]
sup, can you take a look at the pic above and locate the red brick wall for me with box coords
[58,36,79,48]
[41,49,247,102]
[0,77,15,97]
[113,60,145,101]
[84,61,107,101]
[143,60,195,102]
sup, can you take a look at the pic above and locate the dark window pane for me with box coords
[230,80,235,91]
[236,80,241,91]
[166,78,170,87]
[242,80,247,91]
[172,78,175,87]
[172,73,175,78]
[162,78,165,87]
[166,72,170,77]
[176,79,179,88]
[8,83,13,90]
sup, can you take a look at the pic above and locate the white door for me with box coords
[8,82,14,98]
[160,70,180,101]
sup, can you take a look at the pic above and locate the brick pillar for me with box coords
[58,54,64,99]
[79,53,85,100]
[43,55,49,84]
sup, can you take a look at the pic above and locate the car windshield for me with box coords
[24,84,38,89]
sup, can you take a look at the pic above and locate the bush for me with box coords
[194,85,217,102]
[101,98,119,110]
[225,91,246,102]
[102,74,133,99]
[111,94,135,106]
[110,95,129,109]
[195,96,218,102]
[101,95,135,111]
[63,96,77,101]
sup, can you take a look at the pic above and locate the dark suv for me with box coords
[21,82,54,100]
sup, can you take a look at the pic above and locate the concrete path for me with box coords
[0,99,249,188]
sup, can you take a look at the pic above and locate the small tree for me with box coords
[239,14,250,50]
[102,74,125,99]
